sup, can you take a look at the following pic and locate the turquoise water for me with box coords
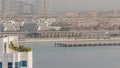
[20,42,120,68]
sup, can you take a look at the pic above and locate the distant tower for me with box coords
[35,0,51,17]
[16,2,25,16]
[16,2,35,18]
[2,0,16,18]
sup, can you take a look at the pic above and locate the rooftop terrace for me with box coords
[9,41,31,52]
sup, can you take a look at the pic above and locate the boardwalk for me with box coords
[1,30,120,42]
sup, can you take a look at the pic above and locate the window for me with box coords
[44,1,46,3]
[0,62,2,68]
[15,62,19,68]
[4,43,7,53]
[19,61,27,67]
[8,62,12,68]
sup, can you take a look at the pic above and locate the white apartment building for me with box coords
[0,36,32,68]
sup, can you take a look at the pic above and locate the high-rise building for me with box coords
[16,2,34,16]
[16,2,25,16]
[2,0,16,18]
[0,36,32,68]
[35,0,51,17]
[2,0,51,18]
[22,4,34,15]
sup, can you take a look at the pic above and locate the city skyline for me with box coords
[19,0,120,14]
[0,0,120,14]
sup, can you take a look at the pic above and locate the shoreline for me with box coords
[19,39,82,43]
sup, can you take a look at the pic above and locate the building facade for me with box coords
[35,0,51,17]
[0,36,32,68]
[2,0,16,18]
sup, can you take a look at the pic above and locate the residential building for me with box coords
[0,36,32,68]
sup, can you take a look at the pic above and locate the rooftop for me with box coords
[9,40,31,52]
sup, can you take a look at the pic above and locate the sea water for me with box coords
[20,42,120,68]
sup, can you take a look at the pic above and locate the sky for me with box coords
[50,0,120,13]
[21,0,120,13]
[1,0,120,14]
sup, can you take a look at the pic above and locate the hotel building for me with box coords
[0,36,32,68]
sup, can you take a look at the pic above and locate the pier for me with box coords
[54,38,120,47]
[1,30,120,43]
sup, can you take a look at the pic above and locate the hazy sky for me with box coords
[1,0,120,14]
[21,0,120,13]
